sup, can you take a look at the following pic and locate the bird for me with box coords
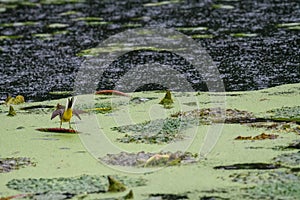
[51,97,82,129]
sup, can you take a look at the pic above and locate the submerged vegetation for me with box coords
[112,117,197,144]
[0,157,35,173]
[100,151,198,167]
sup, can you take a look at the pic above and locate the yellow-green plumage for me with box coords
[51,97,82,129]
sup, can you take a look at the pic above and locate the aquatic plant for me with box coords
[7,106,16,116]
[266,106,300,122]
[112,117,196,144]
[100,151,198,167]
[107,176,126,192]
[159,90,174,109]
[273,151,300,166]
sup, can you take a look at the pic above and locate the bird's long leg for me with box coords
[69,121,72,129]
[60,120,62,128]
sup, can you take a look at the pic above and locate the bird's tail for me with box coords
[66,97,77,109]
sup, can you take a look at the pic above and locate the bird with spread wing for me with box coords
[51,97,83,129]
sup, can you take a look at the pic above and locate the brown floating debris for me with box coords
[235,133,279,140]
[36,128,79,133]
[95,90,130,97]
[214,163,281,170]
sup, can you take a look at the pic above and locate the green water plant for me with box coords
[0,157,35,173]
[112,117,196,144]
[159,90,174,108]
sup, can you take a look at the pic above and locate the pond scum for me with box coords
[1,84,300,199]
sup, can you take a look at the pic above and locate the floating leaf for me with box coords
[36,128,79,133]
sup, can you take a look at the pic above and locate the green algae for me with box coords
[73,17,104,21]
[212,4,235,9]
[175,27,208,32]
[47,23,69,28]
[59,10,80,16]
[277,22,300,28]
[0,21,38,27]
[77,45,182,57]
[40,0,86,5]
[191,34,214,39]
[230,33,258,37]
[1,83,300,198]
[0,35,22,40]
[143,0,181,7]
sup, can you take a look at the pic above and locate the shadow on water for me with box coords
[0,0,299,101]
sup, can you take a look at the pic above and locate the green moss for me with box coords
[143,0,181,7]
[47,23,69,28]
[175,27,208,31]
[212,4,234,9]
[73,17,103,21]
[191,34,214,39]
[0,35,22,40]
[230,33,258,37]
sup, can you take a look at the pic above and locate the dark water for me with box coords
[0,0,299,101]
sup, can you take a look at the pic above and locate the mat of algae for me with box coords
[1,83,300,199]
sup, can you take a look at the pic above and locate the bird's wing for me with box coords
[73,109,84,120]
[51,109,64,120]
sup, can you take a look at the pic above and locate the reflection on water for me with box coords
[0,0,299,101]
